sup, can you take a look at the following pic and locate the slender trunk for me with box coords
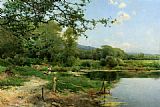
[52,76,57,92]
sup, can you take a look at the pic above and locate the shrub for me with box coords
[52,66,69,72]
[100,58,106,66]
[100,56,120,67]
[0,58,12,67]
[80,60,92,67]
[71,66,80,72]
[105,56,119,67]
[116,58,124,66]
[149,62,160,69]
[0,66,6,73]
[12,54,26,66]
[112,66,124,70]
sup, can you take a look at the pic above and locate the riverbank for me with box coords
[0,76,100,107]
[0,64,160,107]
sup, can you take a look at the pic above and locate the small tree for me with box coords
[105,56,118,68]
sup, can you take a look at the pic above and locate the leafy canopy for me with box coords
[0,0,114,37]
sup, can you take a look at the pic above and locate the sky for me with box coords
[78,0,160,54]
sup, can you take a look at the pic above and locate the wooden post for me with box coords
[52,76,57,92]
[42,87,45,101]
[103,81,106,94]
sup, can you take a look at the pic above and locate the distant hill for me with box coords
[77,44,95,50]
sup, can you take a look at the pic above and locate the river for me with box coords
[112,78,160,107]
[86,71,160,107]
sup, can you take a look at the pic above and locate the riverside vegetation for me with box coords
[0,0,160,107]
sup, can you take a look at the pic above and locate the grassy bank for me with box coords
[77,59,160,71]
[0,66,103,93]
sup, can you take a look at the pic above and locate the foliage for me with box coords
[0,0,116,67]
[46,72,102,92]
[0,28,22,58]
[127,53,160,60]
[0,77,27,87]
[71,66,81,72]
[61,28,78,66]
[0,58,12,67]
[13,66,52,79]
[0,66,6,73]
[80,60,92,67]
[24,21,63,62]
[100,56,119,67]
[0,0,113,37]
[100,58,107,66]
[52,66,70,72]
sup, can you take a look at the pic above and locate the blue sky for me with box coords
[78,0,160,54]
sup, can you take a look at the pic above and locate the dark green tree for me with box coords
[0,0,114,37]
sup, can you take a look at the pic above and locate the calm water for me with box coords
[112,78,160,107]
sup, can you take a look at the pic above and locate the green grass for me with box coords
[13,66,102,92]
[0,66,6,73]
[0,66,52,88]
[124,60,160,65]
[46,72,102,92]
[13,66,52,80]
[0,77,27,88]
[123,60,160,70]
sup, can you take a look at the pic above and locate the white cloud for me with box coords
[108,0,118,5]
[116,11,131,23]
[103,40,136,52]
[118,2,127,8]
[118,11,131,20]
[120,42,133,50]
[108,0,127,9]
[108,0,114,4]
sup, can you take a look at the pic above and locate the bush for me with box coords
[64,56,76,67]
[100,56,120,67]
[71,66,80,72]
[11,54,26,66]
[52,66,69,72]
[112,66,124,70]
[100,58,106,66]
[148,62,160,69]
[0,66,6,73]
[80,60,92,67]
[105,56,119,67]
[116,58,124,66]
[0,58,12,67]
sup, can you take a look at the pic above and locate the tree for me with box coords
[0,0,114,37]
[62,28,78,66]
[113,48,126,59]
[105,56,118,67]
[24,21,63,62]
[0,27,22,58]
[101,45,115,58]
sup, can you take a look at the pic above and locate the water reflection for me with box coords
[112,78,160,107]
[86,71,120,81]
[86,71,160,80]
[86,71,160,107]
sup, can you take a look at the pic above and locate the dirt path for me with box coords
[0,76,48,107]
